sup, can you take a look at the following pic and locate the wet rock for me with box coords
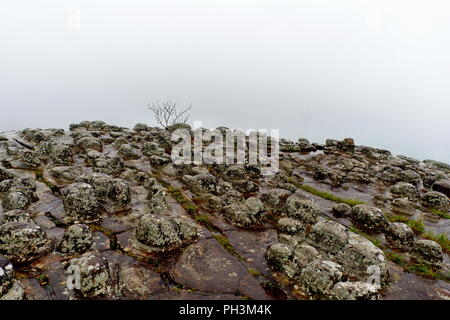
[0,221,52,263]
[391,198,415,215]
[400,170,422,187]
[0,256,14,297]
[62,183,100,223]
[118,144,141,160]
[49,166,77,182]
[183,173,217,194]
[422,191,449,211]
[349,205,389,233]
[260,189,291,213]
[431,179,450,197]
[20,150,41,168]
[49,143,73,165]
[223,197,267,228]
[221,190,245,206]
[232,180,259,194]
[148,189,173,214]
[0,281,24,300]
[94,156,124,176]
[337,138,355,153]
[312,165,328,180]
[135,214,197,250]
[149,155,171,166]
[2,189,32,211]
[335,233,389,285]
[307,221,349,254]
[332,203,351,216]
[390,182,419,200]
[385,222,414,250]
[284,195,320,225]
[109,179,131,206]
[300,260,345,297]
[77,136,103,152]
[277,218,307,239]
[265,243,300,278]
[171,239,267,298]
[2,209,34,223]
[66,251,110,298]
[331,282,380,300]
[58,224,93,254]
[412,239,443,268]
[118,264,163,298]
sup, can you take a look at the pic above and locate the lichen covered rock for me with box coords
[300,260,345,297]
[349,205,389,233]
[223,197,267,227]
[422,191,449,211]
[412,239,443,267]
[62,182,100,223]
[58,224,93,254]
[385,222,414,250]
[331,281,380,300]
[284,195,320,225]
[135,214,197,250]
[0,221,52,263]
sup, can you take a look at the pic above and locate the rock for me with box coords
[431,179,450,197]
[183,173,217,194]
[332,203,352,216]
[135,214,197,250]
[94,156,124,176]
[422,191,449,211]
[293,244,320,268]
[277,218,307,238]
[58,224,93,254]
[265,243,300,278]
[335,233,388,285]
[331,282,380,300]
[337,138,355,153]
[109,179,131,205]
[300,260,345,297]
[400,170,422,187]
[20,150,41,168]
[49,166,78,182]
[2,209,34,223]
[0,281,24,300]
[133,123,150,132]
[349,205,389,233]
[390,182,419,200]
[66,252,110,298]
[284,195,320,225]
[148,189,173,214]
[171,239,267,298]
[118,265,163,298]
[221,190,245,206]
[62,183,100,223]
[77,136,103,152]
[49,143,73,165]
[385,222,414,250]
[223,197,267,228]
[307,221,349,254]
[232,180,259,194]
[0,256,14,297]
[312,165,328,180]
[260,189,291,213]
[149,155,171,166]
[391,198,415,215]
[0,167,14,182]
[412,239,443,268]
[2,189,31,211]
[118,144,141,160]
[0,221,52,263]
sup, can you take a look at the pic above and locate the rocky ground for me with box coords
[0,121,449,300]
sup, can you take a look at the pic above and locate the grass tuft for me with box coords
[287,179,365,206]
[213,234,245,261]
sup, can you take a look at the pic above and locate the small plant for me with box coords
[288,179,365,206]
[213,234,245,261]
[385,214,410,223]
[406,219,425,235]
[422,232,450,253]
[430,208,450,219]
[147,101,192,129]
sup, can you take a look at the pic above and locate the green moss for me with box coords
[430,208,450,219]
[406,219,425,235]
[385,251,405,266]
[247,267,262,277]
[385,214,410,223]
[287,179,365,206]
[213,234,245,261]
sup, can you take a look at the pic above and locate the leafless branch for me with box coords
[146,101,192,129]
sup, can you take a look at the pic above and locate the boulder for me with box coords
[390,182,419,200]
[431,179,450,197]
[412,239,443,268]
[284,195,320,225]
[300,260,345,297]
[307,221,349,254]
[62,183,100,223]
[0,221,52,263]
[422,191,449,211]
[385,222,414,250]
[331,282,380,300]
[349,205,389,233]
[58,224,93,254]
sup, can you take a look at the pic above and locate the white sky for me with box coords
[1,1,449,162]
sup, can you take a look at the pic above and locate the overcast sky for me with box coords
[1,1,449,162]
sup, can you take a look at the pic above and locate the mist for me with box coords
[1,0,449,162]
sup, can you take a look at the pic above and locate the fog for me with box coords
[1,1,449,162]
